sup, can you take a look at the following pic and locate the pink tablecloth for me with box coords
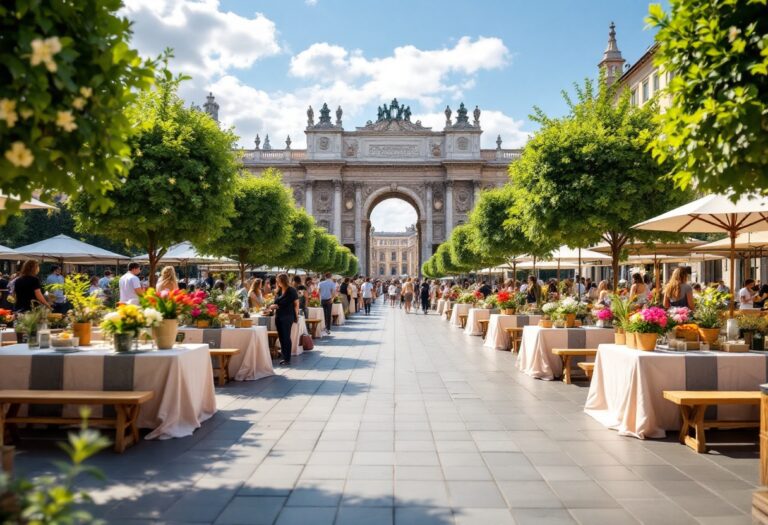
[436,299,449,315]
[464,308,493,336]
[0,343,216,439]
[307,307,326,337]
[449,303,471,327]
[483,314,543,350]
[517,326,615,380]
[179,327,274,381]
[585,344,768,439]
[332,303,346,325]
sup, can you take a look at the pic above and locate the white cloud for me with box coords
[122,0,281,80]
[305,0,318,5]
[370,199,418,232]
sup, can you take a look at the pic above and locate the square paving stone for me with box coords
[394,507,455,525]
[452,508,515,525]
[445,481,507,508]
[275,506,337,525]
[335,506,394,525]
[214,496,286,525]
[497,481,563,509]
[569,508,640,524]
[342,479,394,507]
[510,508,577,525]
[286,479,345,507]
[394,480,450,507]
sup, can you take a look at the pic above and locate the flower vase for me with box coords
[614,328,626,345]
[114,333,134,353]
[502,308,515,315]
[27,330,39,349]
[636,332,658,351]
[596,319,605,328]
[195,319,210,329]
[153,319,178,350]
[698,327,720,344]
[626,332,637,349]
[539,319,552,328]
[564,313,576,328]
[73,322,92,346]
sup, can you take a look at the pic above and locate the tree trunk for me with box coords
[238,251,247,287]
[147,234,158,288]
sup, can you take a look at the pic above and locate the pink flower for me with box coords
[160,289,169,298]
[595,308,613,321]
[191,307,201,317]
[640,307,668,328]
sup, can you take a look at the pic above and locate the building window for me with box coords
[391,251,396,261]
[630,89,637,106]
[642,80,649,103]
[391,267,396,276]
[402,264,408,275]
[652,72,659,92]
[379,252,384,261]
[379,265,384,276]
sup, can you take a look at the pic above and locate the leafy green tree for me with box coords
[0,1,155,221]
[198,171,293,284]
[346,255,359,277]
[304,229,334,273]
[70,69,239,284]
[510,79,690,289]
[333,247,351,275]
[449,223,486,272]
[269,208,315,272]
[647,0,768,195]
[435,243,460,276]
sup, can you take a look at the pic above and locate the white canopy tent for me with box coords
[14,234,130,264]
[0,193,57,211]
[134,242,234,265]
[0,244,27,261]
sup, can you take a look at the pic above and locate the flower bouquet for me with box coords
[14,305,49,347]
[496,291,516,314]
[473,290,484,304]
[736,314,767,349]
[626,307,668,351]
[594,307,613,328]
[555,297,581,327]
[456,292,477,305]
[308,290,321,308]
[100,304,159,352]
[189,303,220,328]
[0,308,14,327]
[51,274,104,345]
[139,288,196,349]
[482,294,499,310]
[539,301,559,327]
[694,288,729,344]
[667,307,694,340]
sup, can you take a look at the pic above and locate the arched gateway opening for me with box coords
[366,192,422,278]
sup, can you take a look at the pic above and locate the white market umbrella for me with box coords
[518,260,579,270]
[134,241,233,265]
[0,193,57,211]
[633,194,768,316]
[15,234,130,264]
[541,245,611,281]
[0,244,27,261]
[694,231,768,253]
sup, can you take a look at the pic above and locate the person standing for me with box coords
[269,273,299,366]
[156,266,179,292]
[420,280,431,314]
[663,267,695,310]
[361,278,374,315]
[318,272,336,335]
[98,270,112,290]
[388,282,397,307]
[402,278,414,313]
[46,265,66,314]
[349,279,358,314]
[738,278,756,310]
[13,260,52,312]
[119,263,145,305]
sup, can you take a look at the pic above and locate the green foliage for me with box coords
[694,288,730,328]
[435,243,460,276]
[304,229,333,272]
[510,78,691,287]
[345,255,359,277]
[0,0,156,222]
[69,66,239,282]
[49,273,103,323]
[333,247,351,275]
[0,409,110,524]
[268,207,315,270]
[448,223,485,271]
[421,260,434,278]
[647,0,768,195]
[199,170,293,281]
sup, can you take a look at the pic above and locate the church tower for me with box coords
[203,92,219,122]
[598,22,625,86]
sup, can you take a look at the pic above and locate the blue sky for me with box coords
[122,0,662,230]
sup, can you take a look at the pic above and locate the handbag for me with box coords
[300,333,314,350]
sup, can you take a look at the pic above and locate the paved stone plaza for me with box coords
[14,299,759,524]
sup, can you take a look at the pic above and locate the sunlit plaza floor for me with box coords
[13,298,759,524]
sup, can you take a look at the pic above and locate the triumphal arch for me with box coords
[241,99,520,275]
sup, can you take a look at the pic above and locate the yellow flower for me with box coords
[168,177,176,185]
[72,97,86,110]
[4,142,34,168]
[0,99,18,128]
[79,87,93,98]
[30,36,62,72]
[56,110,77,132]
[19,109,34,120]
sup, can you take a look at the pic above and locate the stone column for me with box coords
[445,181,454,240]
[473,181,481,207]
[333,180,342,239]
[424,183,433,265]
[360,219,368,276]
[304,181,313,215]
[354,183,363,273]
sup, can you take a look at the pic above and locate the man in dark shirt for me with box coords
[478,281,492,298]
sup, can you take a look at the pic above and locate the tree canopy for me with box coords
[69,68,239,284]
[0,0,155,220]
[448,223,486,272]
[510,79,690,288]
[268,207,316,271]
[647,0,768,196]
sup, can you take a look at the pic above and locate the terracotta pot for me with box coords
[1,445,13,474]
[698,327,721,344]
[635,332,658,351]
[538,319,553,328]
[153,318,178,350]
[614,328,626,345]
[675,327,699,342]
[502,308,515,315]
[626,331,637,349]
[195,319,210,329]
[240,319,253,328]
[72,322,92,346]
[564,313,576,328]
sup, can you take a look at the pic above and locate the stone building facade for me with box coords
[369,227,420,278]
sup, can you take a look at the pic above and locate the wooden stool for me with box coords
[332,314,339,326]
[505,327,524,352]
[267,330,280,359]
[445,308,453,321]
[305,318,322,338]
[577,361,595,380]
[459,314,468,329]
[210,348,241,386]
[551,348,598,384]
[663,390,760,453]
[478,319,490,339]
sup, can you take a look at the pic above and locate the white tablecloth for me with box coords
[332,303,346,325]
[0,343,216,439]
[449,303,471,327]
[483,314,543,351]
[517,325,615,380]
[307,307,326,337]
[464,308,494,336]
[179,326,274,380]
[251,316,309,356]
[436,299,448,315]
[585,344,768,439]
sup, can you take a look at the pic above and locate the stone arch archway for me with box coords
[363,186,425,278]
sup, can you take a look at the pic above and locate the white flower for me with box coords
[56,110,77,132]
[560,297,578,309]
[30,36,62,72]
[542,302,559,314]
[4,142,34,168]
[143,308,163,327]
[0,99,18,127]
[72,97,86,110]
[103,311,121,322]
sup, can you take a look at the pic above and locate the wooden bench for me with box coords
[753,491,768,525]
[551,348,598,384]
[332,314,339,326]
[505,327,524,352]
[305,318,322,338]
[445,308,453,321]
[478,319,490,339]
[459,314,468,329]
[0,389,154,453]
[663,390,761,453]
[577,361,595,380]
[267,330,280,359]
[209,348,241,386]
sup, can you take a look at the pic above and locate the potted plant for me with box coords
[100,304,157,352]
[608,294,632,345]
[139,288,195,349]
[14,305,49,347]
[189,303,219,328]
[694,289,729,344]
[736,314,767,349]
[50,274,103,346]
[556,297,580,328]
[594,307,613,328]
[482,294,498,310]
[0,308,14,329]
[308,290,321,308]
[667,307,693,340]
[539,302,558,328]
[626,307,668,351]
[496,291,516,315]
